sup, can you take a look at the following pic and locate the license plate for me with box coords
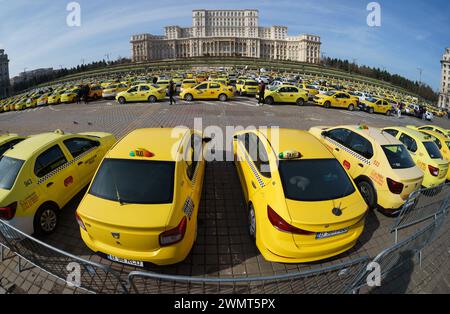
[107,255,144,267]
[316,228,349,240]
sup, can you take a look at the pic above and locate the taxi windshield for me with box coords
[278,159,355,201]
[0,156,24,190]
[325,91,335,96]
[89,159,175,204]
[423,141,442,159]
[381,145,416,169]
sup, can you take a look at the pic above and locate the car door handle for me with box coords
[335,148,340,152]
[46,182,54,188]
[358,163,364,168]
[78,161,83,166]
[251,181,257,189]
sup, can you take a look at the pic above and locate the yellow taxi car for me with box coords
[309,125,424,215]
[37,93,51,106]
[263,85,308,106]
[382,127,449,188]
[180,82,234,102]
[47,91,63,105]
[361,97,393,115]
[298,83,319,99]
[0,134,26,157]
[0,129,116,235]
[116,84,166,104]
[15,98,28,111]
[102,83,128,99]
[61,88,80,103]
[235,79,259,96]
[180,79,197,92]
[76,128,208,266]
[233,128,367,263]
[26,95,40,108]
[88,85,103,100]
[313,91,359,111]
[413,125,450,138]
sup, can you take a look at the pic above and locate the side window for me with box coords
[278,87,289,93]
[209,83,220,89]
[418,127,432,131]
[327,128,352,146]
[347,133,374,159]
[63,138,99,158]
[128,87,138,93]
[246,133,271,178]
[383,129,399,137]
[196,84,208,90]
[34,145,68,178]
[139,85,150,91]
[288,87,298,93]
[399,133,418,153]
[0,139,25,156]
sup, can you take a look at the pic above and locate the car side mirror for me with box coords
[321,131,329,137]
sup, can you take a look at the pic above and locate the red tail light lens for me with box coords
[159,216,187,247]
[0,202,17,221]
[428,165,439,177]
[75,212,87,231]
[267,206,314,235]
[387,178,404,194]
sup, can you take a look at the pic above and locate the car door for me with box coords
[208,83,221,99]
[137,85,151,101]
[33,144,74,207]
[344,132,374,177]
[194,83,209,99]
[277,87,290,102]
[323,128,352,161]
[62,136,102,189]
[398,133,419,161]
[125,86,139,101]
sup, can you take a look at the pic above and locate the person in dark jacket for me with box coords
[168,80,176,105]
[83,85,90,104]
[76,88,82,104]
[258,81,266,105]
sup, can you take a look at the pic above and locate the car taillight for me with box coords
[267,206,314,235]
[75,212,87,231]
[387,178,404,194]
[0,202,17,221]
[428,165,439,177]
[159,216,187,247]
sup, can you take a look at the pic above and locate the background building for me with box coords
[131,9,321,64]
[438,48,450,109]
[10,67,54,86]
[0,49,10,99]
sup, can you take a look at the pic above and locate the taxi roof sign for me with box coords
[279,150,302,160]
[130,148,154,158]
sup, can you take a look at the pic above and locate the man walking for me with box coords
[258,80,266,106]
[168,80,176,105]
[83,85,90,104]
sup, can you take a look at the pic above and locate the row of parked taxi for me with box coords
[0,123,449,266]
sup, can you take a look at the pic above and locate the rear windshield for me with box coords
[423,141,442,159]
[245,81,259,86]
[89,159,175,204]
[278,159,355,201]
[0,156,24,190]
[382,145,416,169]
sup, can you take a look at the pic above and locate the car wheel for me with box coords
[358,180,376,209]
[296,98,305,106]
[34,204,59,235]
[248,204,256,241]
[348,104,355,111]
[219,94,228,102]
[386,110,391,116]
[185,94,193,102]
[324,101,331,108]
[118,97,126,104]
[148,95,157,103]
[265,97,274,105]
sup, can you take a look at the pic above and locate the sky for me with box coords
[0,0,449,90]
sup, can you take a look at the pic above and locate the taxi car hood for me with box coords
[284,192,367,232]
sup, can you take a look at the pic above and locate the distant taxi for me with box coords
[0,130,116,235]
[310,125,424,215]
[180,79,197,92]
[263,85,308,106]
[116,84,166,104]
[76,128,208,266]
[180,82,234,102]
[313,91,359,111]
[102,83,128,99]
[47,91,63,105]
[382,127,449,188]
[61,88,80,103]
[236,79,259,96]
[298,83,319,99]
[361,97,393,115]
[233,128,368,263]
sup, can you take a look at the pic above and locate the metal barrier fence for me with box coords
[128,256,370,294]
[350,214,447,293]
[391,183,450,243]
[0,220,128,294]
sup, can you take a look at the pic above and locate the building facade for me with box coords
[131,9,321,64]
[438,47,450,109]
[0,49,10,99]
[10,68,54,86]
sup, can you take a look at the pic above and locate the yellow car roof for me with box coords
[418,129,449,141]
[264,129,333,159]
[0,133,20,144]
[389,126,433,142]
[337,125,401,145]
[107,128,189,161]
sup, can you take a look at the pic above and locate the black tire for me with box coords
[185,94,193,102]
[265,97,274,105]
[296,98,305,106]
[219,94,228,102]
[248,204,256,241]
[386,110,391,116]
[348,104,355,111]
[324,101,331,108]
[33,203,59,235]
[369,107,374,114]
[118,97,126,104]
[148,95,157,103]
[358,180,377,209]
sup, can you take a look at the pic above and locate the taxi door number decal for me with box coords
[343,160,351,170]
[64,176,74,187]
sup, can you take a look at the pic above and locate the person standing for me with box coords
[76,88,82,104]
[83,85,90,104]
[168,80,176,105]
[258,81,266,105]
